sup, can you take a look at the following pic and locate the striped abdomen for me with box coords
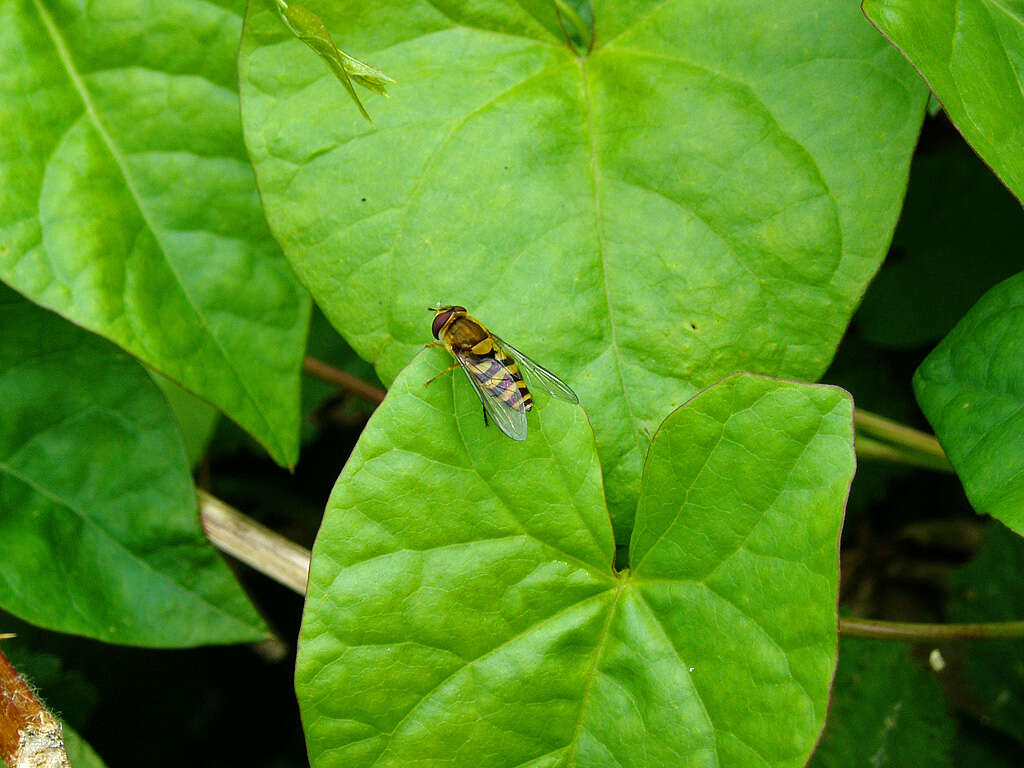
[464,347,533,412]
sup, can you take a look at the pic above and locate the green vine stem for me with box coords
[840,616,1024,641]
[854,408,952,469]
[855,435,955,473]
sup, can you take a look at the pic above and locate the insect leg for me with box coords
[424,363,460,387]
[482,404,489,427]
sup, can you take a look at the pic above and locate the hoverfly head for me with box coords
[429,305,466,339]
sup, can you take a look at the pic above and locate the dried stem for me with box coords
[198,491,309,595]
[0,648,70,768]
[303,356,386,404]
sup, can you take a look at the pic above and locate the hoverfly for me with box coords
[427,305,578,441]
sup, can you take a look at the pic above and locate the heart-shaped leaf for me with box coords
[296,355,854,767]
[0,0,309,467]
[0,287,267,647]
[863,0,1024,202]
[240,0,923,536]
[914,272,1024,533]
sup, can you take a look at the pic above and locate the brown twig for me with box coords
[303,356,386,404]
[0,648,70,768]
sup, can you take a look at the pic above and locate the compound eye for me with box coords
[432,309,454,339]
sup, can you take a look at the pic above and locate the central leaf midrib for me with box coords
[565,578,626,767]
[380,57,570,356]
[578,57,645,446]
[30,0,283,457]
[635,588,720,767]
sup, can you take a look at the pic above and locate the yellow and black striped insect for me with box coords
[427,305,578,441]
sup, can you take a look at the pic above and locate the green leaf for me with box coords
[809,638,953,767]
[62,725,108,768]
[0,0,310,467]
[152,372,220,468]
[240,0,924,538]
[949,523,1024,745]
[855,137,1024,348]
[862,0,1024,202]
[952,726,1021,768]
[0,287,267,646]
[913,272,1024,532]
[296,361,854,767]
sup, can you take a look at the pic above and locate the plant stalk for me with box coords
[840,616,1024,641]
[854,409,950,461]
[303,356,386,404]
[198,491,310,595]
[855,435,955,473]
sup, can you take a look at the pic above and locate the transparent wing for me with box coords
[454,349,529,441]
[492,335,579,404]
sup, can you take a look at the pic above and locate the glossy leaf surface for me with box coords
[914,273,1024,533]
[0,288,267,646]
[240,0,922,536]
[863,0,1024,201]
[296,360,854,767]
[0,0,309,466]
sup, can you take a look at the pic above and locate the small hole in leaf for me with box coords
[689,322,697,330]
[614,546,629,573]
[361,197,367,202]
